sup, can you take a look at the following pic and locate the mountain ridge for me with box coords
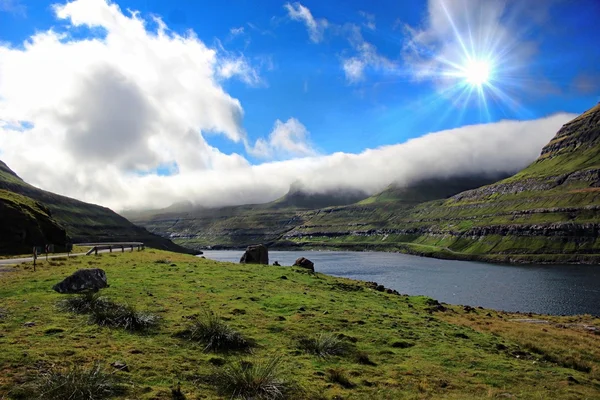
[0,160,195,254]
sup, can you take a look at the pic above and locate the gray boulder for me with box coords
[240,244,269,265]
[52,268,109,294]
[293,257,314,272]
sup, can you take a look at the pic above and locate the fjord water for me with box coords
[201,250,600,316]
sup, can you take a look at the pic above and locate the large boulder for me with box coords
[293,257,314,272]
[52,268,109,294]
[240,244,269,265]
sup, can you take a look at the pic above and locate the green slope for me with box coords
[0,160,194,254]
[0,189,68,255]
[287,104,600,263]
[1,250,599,398]
[131,175,503,250]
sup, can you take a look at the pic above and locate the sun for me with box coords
[463,60,491,87]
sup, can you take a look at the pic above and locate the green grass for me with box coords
[1,250,599,399]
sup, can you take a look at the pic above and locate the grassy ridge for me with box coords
[0,250,599,399]
[0,160,193,254]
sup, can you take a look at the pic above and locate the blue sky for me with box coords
[0,0,598,209]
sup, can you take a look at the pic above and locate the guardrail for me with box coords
[78,242,145,256]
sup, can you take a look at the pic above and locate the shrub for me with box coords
[178,312,254,353]
[58,293,159,332]
[211,357,297,399]
[298,333,351,358]
[90,303,160,332]
[34,363,125,400]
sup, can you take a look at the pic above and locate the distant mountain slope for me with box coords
[287,104,600,263]
[0,160,194,253]
[130,174,502,250]
[0,189,68,255]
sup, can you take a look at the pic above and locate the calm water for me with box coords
[200,250,600,316]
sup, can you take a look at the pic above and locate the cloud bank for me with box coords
[0,0,575,212]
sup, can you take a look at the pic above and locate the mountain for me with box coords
[130,174,503,250]
[125,185,368,249]
[132,104,600,263]
[284,103,600,263]
[0,160,195,254]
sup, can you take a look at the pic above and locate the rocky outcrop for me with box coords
[240,244,269,265]
[540,103,600,157]
[293,257,315,272]
[52,268,109,293]
[0,190,69,255]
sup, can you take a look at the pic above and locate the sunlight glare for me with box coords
[464,60,491,87]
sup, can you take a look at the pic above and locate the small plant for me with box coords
[58,292,114,314]
[178,312,254,352]
[34,363,125,400]
[90,303,160,332]
[58,293,159,332]
[211,356,297,399]
[326,368,355,389]
[298,333,351,358]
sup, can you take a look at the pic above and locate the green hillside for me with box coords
[0,160,194,254]
[131,104,600,263]
[286,104,600,263]
[0,189,68,255]
[130,175,503,251]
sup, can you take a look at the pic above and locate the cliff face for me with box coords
[0,160,194,254]
[285,105,600,263]
[0,190,68,255]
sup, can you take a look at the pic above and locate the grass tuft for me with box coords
[59,293,159,332]
[326,368,355,388]
[178,312,254,353]
[34,363,125,400]
[211,356,297,399]
[298,333,351,358]
[90,303,160,332]
[58,292,113,314]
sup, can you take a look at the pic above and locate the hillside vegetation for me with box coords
[132,104,600,263]
[0,189,68,254]
[0,160,193,254]
[0,250,599,399]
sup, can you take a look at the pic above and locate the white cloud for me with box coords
[341,24,396,83]
[284,2,328,43]
[0,0,577,213]
[282,3,394,84]
[230,26,244,36]
[249,118,316,159]
[359,11,375,31]
[342,58,365,83]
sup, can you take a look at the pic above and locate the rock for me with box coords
[111,361,129,372]
[52,268,109,294]
[273,261,281,266]
[23,321,35,327]
[240,244,269,265]
[293,257,314,272]
[375,285,385,292]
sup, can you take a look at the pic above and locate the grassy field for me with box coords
[1,250,599,399]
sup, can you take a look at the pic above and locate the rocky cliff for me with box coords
[0,189,68,255]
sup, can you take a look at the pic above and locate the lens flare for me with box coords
[463,60,491,87]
